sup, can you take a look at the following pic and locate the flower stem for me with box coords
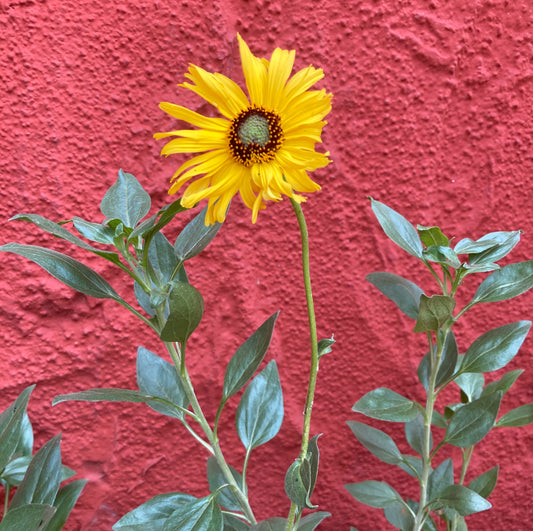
[285,199,320,531]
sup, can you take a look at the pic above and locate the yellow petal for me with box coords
[264,47,295,109]
[238,33,268,106]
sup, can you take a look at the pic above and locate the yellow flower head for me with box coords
[155,34,332,225]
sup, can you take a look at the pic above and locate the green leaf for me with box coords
[0,504,56,531]
[445,392,502,447]
[0,243,122,301]
[72,217,116,245]
[10,434,62,510]
[428,484,491,516]
[16,412,34,457]
[1,456,32,486]
[418,333,459,391]
[223,313,279,401]
[297,512,331,531]
[52,388,185,417]
[456,231,521,265]
[383,501,415,530]
[43,479,87,531]
[223,514,250,531]
[417,225,450,247]
[162,495,223,531]
[236,361,283,450]
[174,207,222,261]
[366,272,424,320]
[0,385,34,474]
[284,458,315,509]
[471,260,533,303]
[9,213,121,265]
[140,199,188,242]
[160,281,204,343]
[353,388,419,422]
[413,295,455,333]
[427,459,454,502]
[100,170,151,229]
[454,372,484,402]
[398,455,423,479]
[496,403,533,427]
[346,421,403,465]
[423,246,462,269]
[306,434,321,502]
[206,456,243,511]
[481,370,523,397]
[317,335,335,359]
[370,198,424,259]
[136,347,189,419]
[460,321,531,373]
[345,480,401,508]
[251,518,287,531]
[148,232,180,284]
[112,492,196,530]
[468,466,499,499]
[405,413,431,456]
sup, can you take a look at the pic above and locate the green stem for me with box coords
[414,329,448,531]
[285,199,320,531]
[162,338,257,525]
[3,484,9,516]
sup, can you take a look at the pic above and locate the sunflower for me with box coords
[155,34,332,225]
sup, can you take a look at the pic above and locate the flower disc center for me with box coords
[238,114,270,147]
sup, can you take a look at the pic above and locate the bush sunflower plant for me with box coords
[1,35,533,531]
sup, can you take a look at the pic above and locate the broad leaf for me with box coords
[427,459,454,502]
[468,466,499,499]
[10,434,62,510]
[0,386,34,474]
[456,231,521,265]
[347,421,403,465]
[413,295,455,333]
[160,281,204,343]
[72,217,116,245]
[445,392,502,447]
[206,456,243,511]
[428,484,491,516]
[297,512,331,531]
[353,388,419,422]
[9,213,121,265]
[162,495,223,531]
[284,458,316,509]
[43,479,88,531]
[53,388,184,417]
[417,225,449,247]
[454,371,484,402]
[148,232,180,284]
[0,504,56,531]
[423,246,461,269]
[223,514,250,531]
[405,413,431,456]
[112,492,196,530]
[384,500,415,530]
[460,321,531,373]
[174,207,222,261]
[0,244,122,300]
[496,403,533,427]
[251,519,287,531]
[345,480,401,508]
[236,361,283,450]
[223,313,279,401]
[140,199,188,242]
[417,332,458,391]
[366,272,424,320]
[481,369,523,397]
[370,199,423,259]
[317,336,335,358]
[471,260,533,303]
[100,170,151,229]
[136,347,189,419]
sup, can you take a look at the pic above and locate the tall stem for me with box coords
[155,306,257,525]
[285,200,320,531]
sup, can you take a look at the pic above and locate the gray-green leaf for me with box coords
[100,169,151,229]
[347,421,403,465]
[345,480,401,508]
[174,207,222,261]
[353,388,419,422]
[160,281,204,343]
[427,484,491,516]
[206,456,244,512]
[413,295,455,333]
[223,313,279,401]
[162,495,223,531]
[370,199,424,259]
[0,243,122,301]
[236,361,283,450]
[366,272,424,320]
[496,403,533,427]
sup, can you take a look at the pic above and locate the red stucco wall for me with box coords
[1,1,532,529]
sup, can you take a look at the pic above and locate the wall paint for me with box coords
[1,0,532,529]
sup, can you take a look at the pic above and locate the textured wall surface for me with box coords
[1,0,532,529]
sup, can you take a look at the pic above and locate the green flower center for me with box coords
[238,114,270,146]
[228,106,284,167]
